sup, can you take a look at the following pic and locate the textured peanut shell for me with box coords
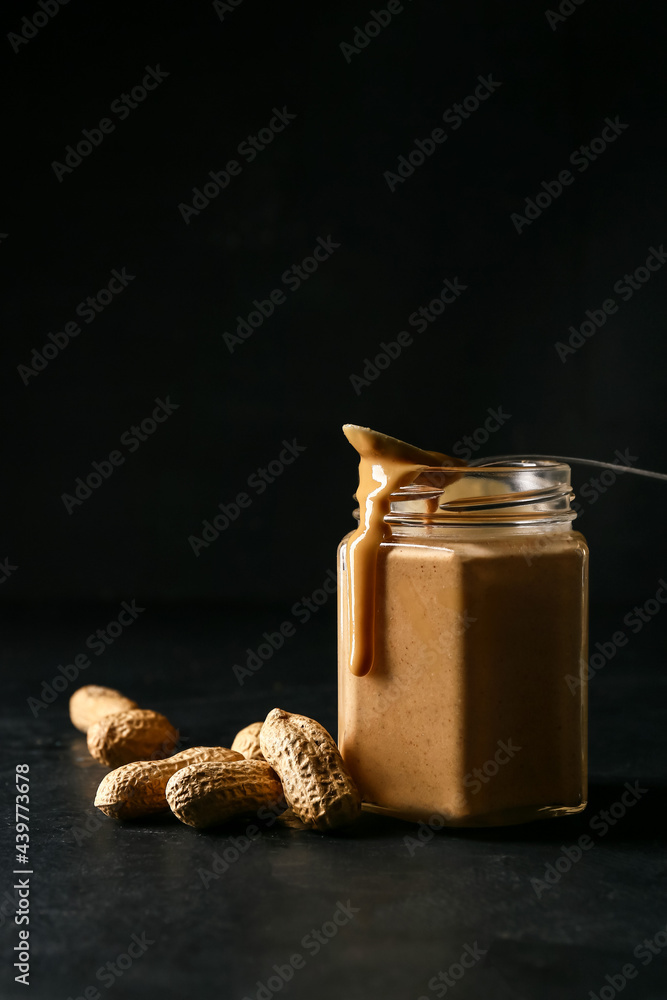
[94,747,244,819]
[259,708,361,831]
[231,722,265,760]
[165,760,284,829]
[69,685,138,733]
[87,709,179,767]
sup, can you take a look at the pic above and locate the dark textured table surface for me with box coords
[1,603,665,1000]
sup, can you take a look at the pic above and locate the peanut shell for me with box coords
[69,685,138,733]
[259,708,361,831]
[87,709,179,767]
[94,746,244,819]
[231,721,265,760]
[166,760,284,829]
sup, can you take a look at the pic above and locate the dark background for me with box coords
[1,0,666,607]
[1,2,666,999]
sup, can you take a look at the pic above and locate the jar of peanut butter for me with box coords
[337,425,588,827]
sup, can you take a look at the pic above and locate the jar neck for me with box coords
[384,521,576,541]
[352,460,577,529]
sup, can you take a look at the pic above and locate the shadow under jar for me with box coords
[338,461,589,827]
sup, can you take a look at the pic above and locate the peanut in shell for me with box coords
[87,709,179,767]
[94,746,243,820]
[69,685,138,733]
[166,759,284,829]
[231,721,265,760]
[259,708,361,831]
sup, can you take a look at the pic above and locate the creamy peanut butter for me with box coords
[338,426,588,826]
[341,424,464,677]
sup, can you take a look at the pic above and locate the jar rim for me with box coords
[353,458,578,526]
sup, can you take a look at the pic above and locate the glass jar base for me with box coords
[361,799,588,828]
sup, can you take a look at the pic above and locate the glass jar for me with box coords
[337,460,588,827]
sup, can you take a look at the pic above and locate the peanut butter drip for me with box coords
[342,424,463,677]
